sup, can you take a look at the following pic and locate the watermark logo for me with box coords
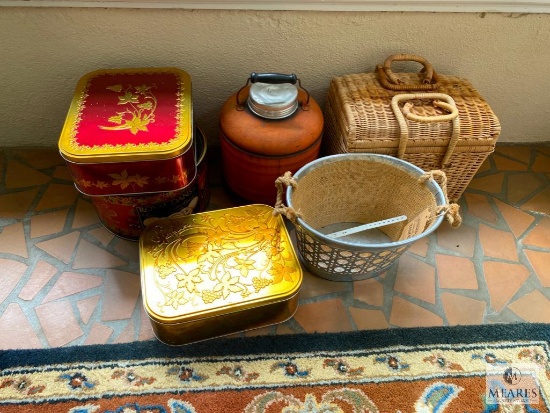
[486,363,540,405]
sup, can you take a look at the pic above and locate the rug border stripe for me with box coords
[1,323,549,369]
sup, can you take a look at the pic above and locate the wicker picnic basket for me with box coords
[323,54,501,202]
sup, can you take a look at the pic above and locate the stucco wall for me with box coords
[1,7,549,148]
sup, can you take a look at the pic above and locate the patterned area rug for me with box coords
[1,323,550,412]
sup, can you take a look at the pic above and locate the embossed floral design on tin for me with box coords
[142,205,301,313]
[99,83,157,135]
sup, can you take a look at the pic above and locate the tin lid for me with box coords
[139,204,303,325]
[58,67,192,163]
[247,82,299,119]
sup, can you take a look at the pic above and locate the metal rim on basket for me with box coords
[285,153,447,250]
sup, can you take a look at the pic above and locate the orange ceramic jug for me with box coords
[220,73,324,205]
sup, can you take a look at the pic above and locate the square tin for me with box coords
[58,67,195,197]
[139,204,303,345]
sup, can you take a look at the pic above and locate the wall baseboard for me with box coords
[2,0,550,13]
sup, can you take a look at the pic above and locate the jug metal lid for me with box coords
[247,82,299,119]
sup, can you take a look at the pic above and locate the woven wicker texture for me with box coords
[279,154,450,281]
[322,54,501,202]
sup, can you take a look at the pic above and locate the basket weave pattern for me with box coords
[323,66,501,202]
[295,228,408,279]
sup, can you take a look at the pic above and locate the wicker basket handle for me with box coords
[391,93,461,168]
[377,54,440,91]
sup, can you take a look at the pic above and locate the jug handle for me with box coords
[250,72,297,84]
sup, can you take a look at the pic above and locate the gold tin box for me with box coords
[139,204,303,345]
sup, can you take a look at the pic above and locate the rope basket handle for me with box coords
[272,171,301,224]
[377,54,440,91]
[391,93,461,169]
[419,170,462,228]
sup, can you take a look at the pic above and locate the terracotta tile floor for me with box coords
[0,145,549,349]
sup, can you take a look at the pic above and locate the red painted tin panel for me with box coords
[74,72,182,149]
[65,150,195,196]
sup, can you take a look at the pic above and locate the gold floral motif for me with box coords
[99,83,157,135]
[143,206,300,312]
[73,169,188,191]
[74,170,151,191]
[108,170,149,190]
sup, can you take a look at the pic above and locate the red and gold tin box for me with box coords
[58,67,196,238]
[139,204,303,345]
[89,126,210,240]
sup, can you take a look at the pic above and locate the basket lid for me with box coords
[58,67,193,163]
[139,204,302,325]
